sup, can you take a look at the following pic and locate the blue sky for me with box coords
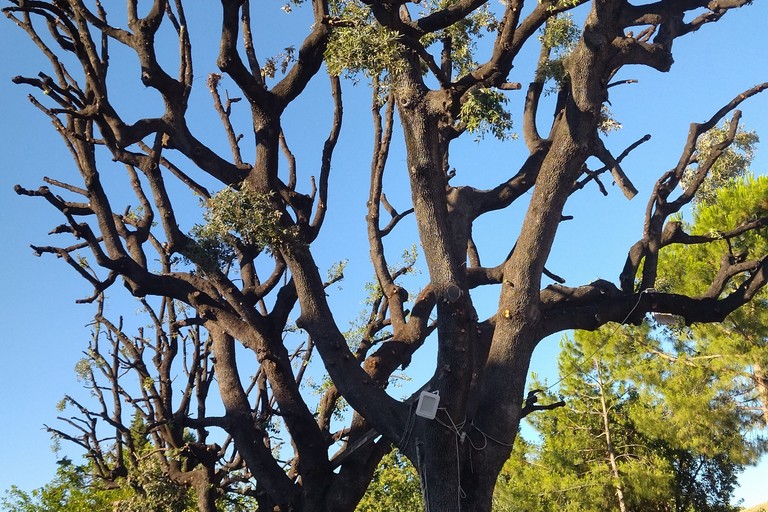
[1,1,766,507]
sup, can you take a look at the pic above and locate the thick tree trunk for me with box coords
[393,83,487,510]
[416,424,464,512]
[390,28,605,507]
[195,477,219,512]
[753,363,768,426]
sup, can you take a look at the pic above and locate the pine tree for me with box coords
[496,323,762,512]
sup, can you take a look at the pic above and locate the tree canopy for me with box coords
[2,0,767,511]
[496,174,768,512]
[497,324,763,512]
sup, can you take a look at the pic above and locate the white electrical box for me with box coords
[415,390,440,420]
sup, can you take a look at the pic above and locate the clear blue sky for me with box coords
[0,1,766,507]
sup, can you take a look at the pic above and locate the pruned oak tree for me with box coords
[4,0,768,511]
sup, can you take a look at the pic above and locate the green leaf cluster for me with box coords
[356,449,422,512]
[327,259,349,284]
[540,14,580,52]
[420,0,498,77]
[682,122,759,205]
[115,455,195,512]
[325,2,406,80]
[459,87,515,141]
[189,186,298,268]
[1,460,127,512]
[598,105,622,134]
[536,14,579,86]
[262,46,297,80]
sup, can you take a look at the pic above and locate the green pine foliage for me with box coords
[656,174,768,427]
[495,323,761,512]
[660,173,768,299]
[356,449,422,512]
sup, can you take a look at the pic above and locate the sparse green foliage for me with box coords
[537,14,579,86]
[395,244,419,275]
[552,0,585,9]
[189,186,299,268]
[598,105,622,134]
[683,122,759,204]
[420,0,498,76]
[415,1,514,141]
[124,206,153,227]
[356,449,421,512]
[55,398,68,413]
[325,2,406,80]
[141,376,155,390]
[75,255,89,269]
[262,46,297,80]
[327,259,349,285]
[1,460,126,512]
[459,88,515,141]
[73,358,92,382]
[280,0,306,14]
[540,14,579,52]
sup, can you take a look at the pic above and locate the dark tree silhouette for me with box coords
[4,0,767,510]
